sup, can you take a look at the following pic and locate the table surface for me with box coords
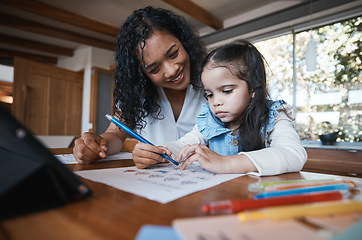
[1,148,361,240]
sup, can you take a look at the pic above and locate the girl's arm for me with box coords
[162,124,207,159]
[178,111,306,175]
[239,111,307,176]
[178,144,258,173]
[132,125,206,168]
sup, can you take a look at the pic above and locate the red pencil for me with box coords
[202,191,343,214]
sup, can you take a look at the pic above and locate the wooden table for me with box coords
[1,148,361,240]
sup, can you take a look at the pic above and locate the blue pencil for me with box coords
[105,114,178,166]
[253,183,349,199]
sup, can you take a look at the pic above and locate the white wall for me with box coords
[0,65,14,82]
[58,45,115,134]
[92,47,115,68]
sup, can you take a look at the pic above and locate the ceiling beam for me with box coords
[0,13,116,51]
[1,0,119,37]
[0,48,58,65]
[0,33,73,57]
[161,0,223,30]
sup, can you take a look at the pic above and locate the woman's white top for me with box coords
[137,85,206,146]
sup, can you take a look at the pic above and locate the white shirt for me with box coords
[137,85,206,146]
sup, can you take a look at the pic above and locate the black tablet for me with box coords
[0,106,92,220]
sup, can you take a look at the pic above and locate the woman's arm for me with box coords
[100,122,128,155]
[73,119,128,164]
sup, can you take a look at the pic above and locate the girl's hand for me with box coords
[73,132,109,164]
[176,144,230,173]
[132,142,172,169]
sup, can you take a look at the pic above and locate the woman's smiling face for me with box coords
[138,31,191,91]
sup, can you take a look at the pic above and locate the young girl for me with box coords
[162,40,307,176]
[73,7,207,166]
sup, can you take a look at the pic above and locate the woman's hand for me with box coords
[73,132,109,164]
[176,144,231,173]
[132,142,172,169]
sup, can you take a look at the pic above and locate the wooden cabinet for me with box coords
[12,57,84,136]
[303,148,362,177]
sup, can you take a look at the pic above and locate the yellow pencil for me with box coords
[238,200,362,221]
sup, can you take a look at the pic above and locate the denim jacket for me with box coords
[196,100,286,156]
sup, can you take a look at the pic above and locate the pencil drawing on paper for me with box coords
[122,162,215,185]
[76,162,244,203]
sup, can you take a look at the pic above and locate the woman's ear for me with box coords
[251,89,255,98]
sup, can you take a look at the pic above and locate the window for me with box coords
[255,16,361,143]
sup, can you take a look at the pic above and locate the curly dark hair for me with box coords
[114,6,206,130]
[202,40,270,151]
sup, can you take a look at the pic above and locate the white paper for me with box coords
[75,163,244,203]
[173,215,327,240]
[55,152,133,164]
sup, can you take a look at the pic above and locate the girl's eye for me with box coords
[204,92,213,99]
[169,49,179,58]
[223,89,233,94]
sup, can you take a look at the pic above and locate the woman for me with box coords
[73,7,206,168]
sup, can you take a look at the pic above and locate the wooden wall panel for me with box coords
[13,57,83,136]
